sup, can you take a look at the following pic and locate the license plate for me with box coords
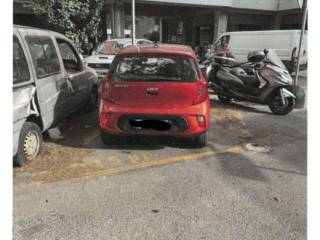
[129,119,172,130]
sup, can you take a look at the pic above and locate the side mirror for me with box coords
[263,49,269,56]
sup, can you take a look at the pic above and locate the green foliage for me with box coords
[143,32,152,40]
[27,0,105,54]
[143,31,159,42]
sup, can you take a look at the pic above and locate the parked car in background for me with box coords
[99,44,210,148]
[212,30,308,73]
[84,38,153,80]
[13,25,98,166]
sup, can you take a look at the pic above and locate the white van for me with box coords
[213,30,308,72]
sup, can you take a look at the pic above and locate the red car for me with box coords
[99,44,210,147]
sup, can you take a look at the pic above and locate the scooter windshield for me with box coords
[267,50,287,70]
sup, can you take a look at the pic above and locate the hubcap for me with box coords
[23,130,40,160]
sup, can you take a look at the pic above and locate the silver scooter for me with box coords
[202,49,305,115]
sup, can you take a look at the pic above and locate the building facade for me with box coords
[14,0,304,47]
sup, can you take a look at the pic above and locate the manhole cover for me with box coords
[245,143,272,153]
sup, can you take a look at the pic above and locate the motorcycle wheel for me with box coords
[268,93,295,115]
[217,94,232,103]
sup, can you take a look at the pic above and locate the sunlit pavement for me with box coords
[13,77,307,240]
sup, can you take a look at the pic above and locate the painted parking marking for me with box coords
[93,159,103,169]
[107,155,122,167]
[141,152,153,162]
[14,144,243,186]
[80,146,242,179]
[128,154,140,164]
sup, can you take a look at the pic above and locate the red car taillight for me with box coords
[100,79,115,103]
[99,113,110,127]
[193,79,208,105]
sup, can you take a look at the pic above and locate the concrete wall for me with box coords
[139,0,302,11]
[278,0,302,11]
[232,0,278,11]
[137,0,232,7]
[213,10,228,42]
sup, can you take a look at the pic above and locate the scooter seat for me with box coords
[230,67,246,76]
[239,75,260,87]
[230,67,260,87]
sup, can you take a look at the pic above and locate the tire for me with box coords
[14,122,43,167]
[268,92,295,115]
[217,94,232,103]
[192,132,208,148]
[100,131,122,145]
[84,88,98,113]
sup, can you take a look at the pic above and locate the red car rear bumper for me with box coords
[99,98,211,137]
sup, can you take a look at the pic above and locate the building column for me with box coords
[112,0,125,38]
[271,14,282,30]
[159,17,163,43]
[213,10,228,43]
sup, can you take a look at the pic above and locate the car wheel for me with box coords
[192,132,208,148]
[14,122,42,167]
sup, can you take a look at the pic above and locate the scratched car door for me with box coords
[56,38,89,108]
[22,30,69,127]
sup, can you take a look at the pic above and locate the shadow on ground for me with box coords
[46,109,204,151]
[210,98,272,115]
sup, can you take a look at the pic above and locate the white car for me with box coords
[84,38,153,79]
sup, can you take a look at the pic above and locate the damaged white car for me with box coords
[13,25,98,166]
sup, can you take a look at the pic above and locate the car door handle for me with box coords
[65,77,74,93]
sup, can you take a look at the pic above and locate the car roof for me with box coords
[118,44,196,58]
[103,38,152,44]
[13,24,68,40]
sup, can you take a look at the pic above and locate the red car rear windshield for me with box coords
[110,55,199,82]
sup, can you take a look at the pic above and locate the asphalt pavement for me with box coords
[13,77,307,240]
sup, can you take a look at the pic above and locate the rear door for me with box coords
[109,54,200,108]
[21,30,67,128]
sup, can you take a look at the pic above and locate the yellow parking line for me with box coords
[81,146,242,178]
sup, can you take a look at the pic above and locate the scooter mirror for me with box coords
[200,65,207,79]
[263,49,269,56]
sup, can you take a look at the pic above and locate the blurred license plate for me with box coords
[130,119,172,130]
